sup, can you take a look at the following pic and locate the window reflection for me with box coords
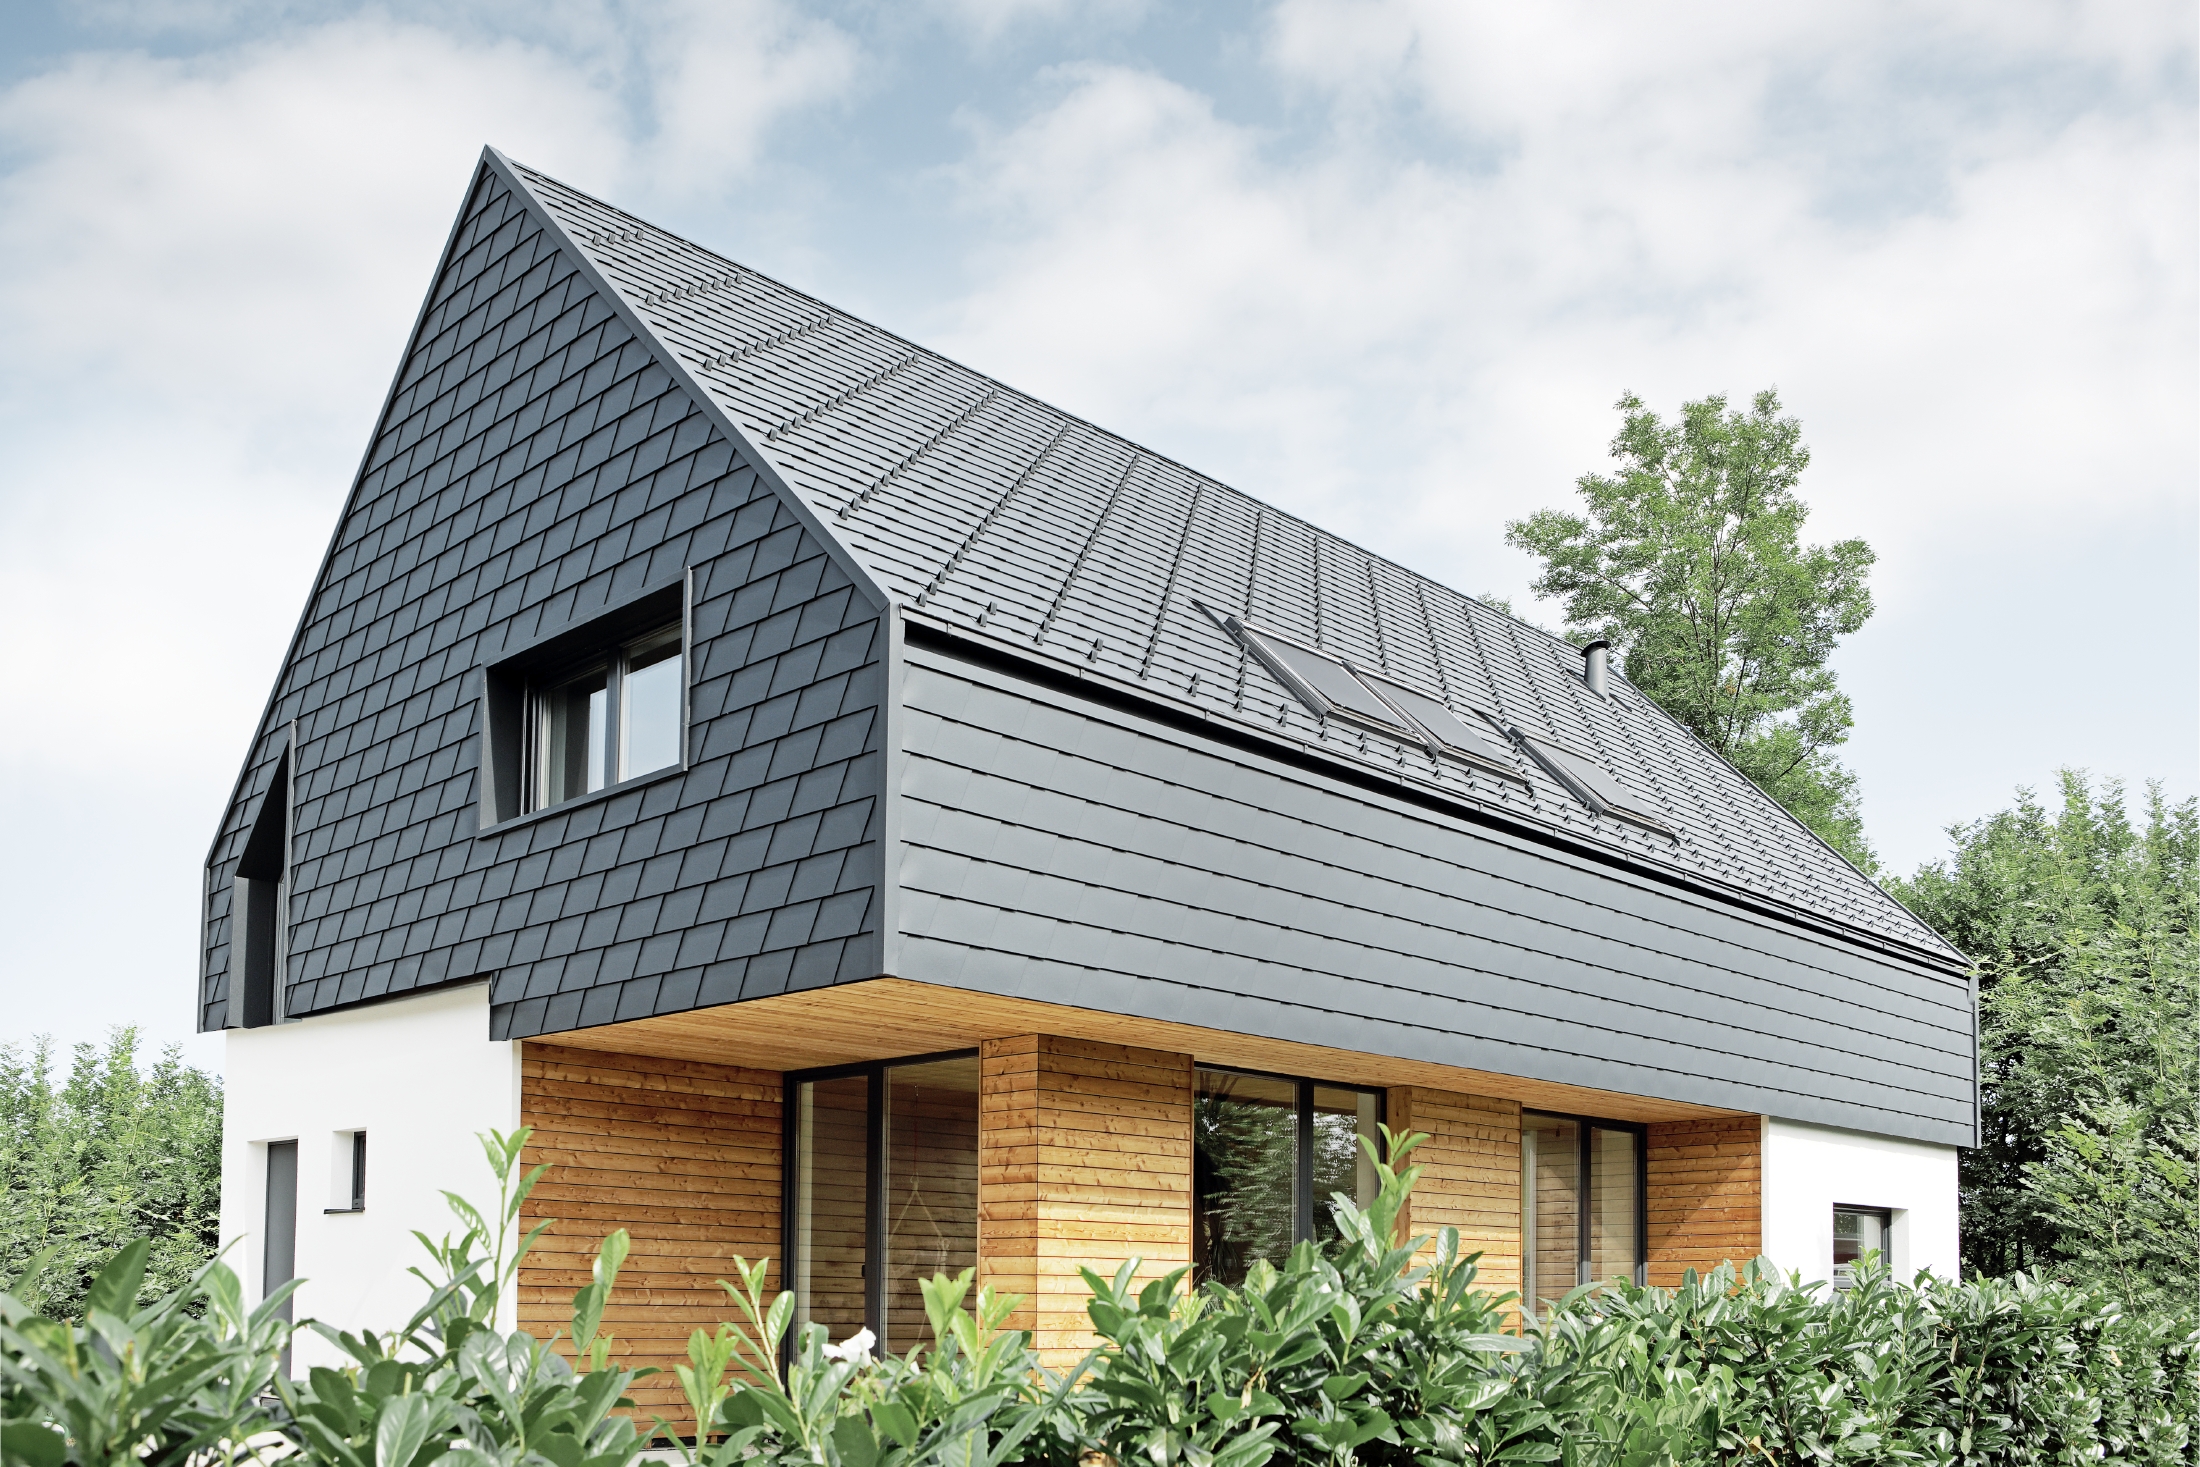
[1192,1068,1383,1286]
[1522,1112,1641,1311]
[1310,1086,1381,1245]
[791,1055,982,1354]
[883,1057,980,1353]
[794,1075,868,1342]
[1194,1070,1298,1285]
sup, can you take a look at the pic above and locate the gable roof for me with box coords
[493,152,1957,964]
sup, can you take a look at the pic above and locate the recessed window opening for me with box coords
[264,1139,298,1374]
[1192,1066,1382,1286]
[1521,1111,1645,1311]
[788,1052,980,1355]
[1832,1206,1890,1289]
[526,619,685,813]
[327,1130,367,1213]
[231,748,292,1029]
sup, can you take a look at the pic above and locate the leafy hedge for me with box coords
[3,1130,2192,1467]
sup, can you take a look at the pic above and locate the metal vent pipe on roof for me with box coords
[1582,639,1610,698]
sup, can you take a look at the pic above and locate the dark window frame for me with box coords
[1192,1062,1387,1277]
[1521,1109,1649,1300]
[781,1049,980,1354]
[478,574,693,835]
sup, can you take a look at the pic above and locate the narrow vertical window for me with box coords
[793,1074,870,1342]
[350,1131,368,1211]
[1522,1112,1643,1311]
[232,750,291,1028]
[1522,1113,1580,1311]
[881,1057,980,1354]
[265,1139,298,1374]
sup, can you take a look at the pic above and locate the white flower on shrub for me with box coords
[822,1327,875,1364]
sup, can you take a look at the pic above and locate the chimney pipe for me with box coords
[1582,639,1610,698]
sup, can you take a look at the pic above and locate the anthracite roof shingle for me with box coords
[502,155,1956,962]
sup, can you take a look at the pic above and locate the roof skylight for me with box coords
[1511,731,1674,837]
[1353,671,1525,783]
[1236,627,1419,737]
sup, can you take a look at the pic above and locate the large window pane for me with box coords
[794,1075,869,1344]
[882,1057,980,1353]
[1522,1113,1580,1310]
[1193,1070,1298,1285]
[1588,1126,1639,1286]
[620,630,683,779]
[1310,1086,1381,1245]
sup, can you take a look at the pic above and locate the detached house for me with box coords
[210,149,1974,1397]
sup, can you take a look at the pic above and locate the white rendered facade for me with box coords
[219,982,521,1368]
[1759,1116,1961,1285]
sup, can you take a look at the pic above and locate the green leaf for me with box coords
[0,1421,68,1467]
[832,1414,881,1467]
[84,1237,150,1318]
[376,1391,436,1467]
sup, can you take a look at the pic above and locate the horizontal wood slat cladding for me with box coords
[1645,1115,1763,1286]
[979,1036,1192,1362]
[519,1043,781,1416]
[1387,1087,1522,1319]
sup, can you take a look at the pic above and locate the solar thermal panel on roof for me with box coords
[502,156,1960,961]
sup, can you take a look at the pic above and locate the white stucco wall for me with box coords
[1760,1117,1961,1285]
[219,982,521,1368]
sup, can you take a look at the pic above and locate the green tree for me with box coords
[0,1028,223,1317]
[1505,389,1879,869]
[1891,773,2198,1300]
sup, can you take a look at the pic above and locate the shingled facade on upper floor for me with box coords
[208,149,1974,1379]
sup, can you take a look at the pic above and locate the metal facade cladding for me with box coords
[203,151,1974,1144]
[202,167,885,1038]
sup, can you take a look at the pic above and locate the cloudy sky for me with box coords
[2,0,2192,1069]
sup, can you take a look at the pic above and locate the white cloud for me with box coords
[922,2,2194,870]
[0,1,858,1054]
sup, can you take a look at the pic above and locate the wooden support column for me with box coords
[978,1035,1193,1363]
[518,1043,781,1418]
[1646,1115,1762,1286]
[1386,1087,1522,1308]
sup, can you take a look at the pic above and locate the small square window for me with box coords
[526,622,684,812]
[478,580,690,828]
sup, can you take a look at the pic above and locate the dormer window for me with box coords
[529,622,685,812]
